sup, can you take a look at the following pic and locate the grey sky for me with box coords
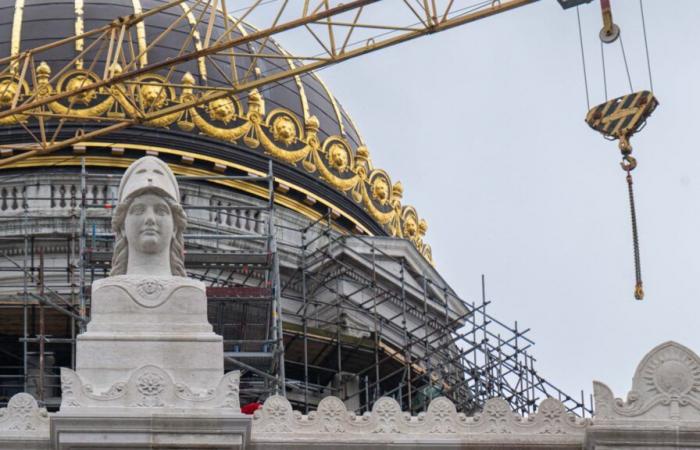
[281,0,695,404]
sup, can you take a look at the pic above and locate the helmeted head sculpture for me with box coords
[110,156,187,277]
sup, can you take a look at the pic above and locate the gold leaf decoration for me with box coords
[16,63,433,264]
[48,70,114,118]
[0,75,29,124]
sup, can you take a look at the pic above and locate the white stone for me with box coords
[0,393,50,437]
[592,341,700,422]
[75,274,223,393]
[50,157,252,449]
[50,410,251,450]
[251,394,587,447]
[586,341,700,449]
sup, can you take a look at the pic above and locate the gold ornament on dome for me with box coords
[0,79,18,107]
[49,70,114,118]
[328,143,350,173]
[403,215,418,238]
[371,177,390,206]
[126,75,181,128]
[0,75,29,124]
[271,115,297,146]
[13,62,434,264]
[65,74,98,106]
[207,97,236,124]
[190,89,249,143]
[139,84,168,110]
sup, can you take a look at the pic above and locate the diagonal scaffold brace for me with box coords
[585,90,659,300]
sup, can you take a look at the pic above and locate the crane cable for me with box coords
[576,6,590,110]
[639,0,654,92]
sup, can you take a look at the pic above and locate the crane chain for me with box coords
[622,157,644,301]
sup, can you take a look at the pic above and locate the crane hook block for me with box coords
[585,91,659,153]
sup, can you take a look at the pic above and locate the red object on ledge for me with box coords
[241,402,262,415]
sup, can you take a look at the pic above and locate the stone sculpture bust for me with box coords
[61,156,241,420]
[110,156,187,277]
[86,156,207,323]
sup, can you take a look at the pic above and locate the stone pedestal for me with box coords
[75,275,224,392]
[51,409,251,450]
[52,274,246,448]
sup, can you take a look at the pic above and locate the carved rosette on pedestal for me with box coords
[60,365,240,410]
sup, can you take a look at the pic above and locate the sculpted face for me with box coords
[140,84,168,109]
[208,97,235,123]
[66,75,97,105]
[124,193,174,257]
[0,80,17,107]
[372,178,389,205]
[272,116,296,146]
[329,144,349,173]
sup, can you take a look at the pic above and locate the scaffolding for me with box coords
[0,160,594,418]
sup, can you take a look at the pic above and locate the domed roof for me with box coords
[0,0,432,262]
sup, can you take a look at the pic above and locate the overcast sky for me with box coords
[285,0,699,405]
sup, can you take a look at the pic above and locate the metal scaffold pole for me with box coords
[268,160,285,395]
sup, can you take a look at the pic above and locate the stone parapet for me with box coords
[5,331,700,449]
[250,394,587,449]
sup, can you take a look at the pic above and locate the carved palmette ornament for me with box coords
[0,393,49,437]
[251,395,586,441]
[594,341,700,421]
[21,62,433,263]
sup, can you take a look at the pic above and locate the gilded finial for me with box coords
[248,88,265,116]
[35,62,52,97]
[109,63,123,77]
[37,61,51,77]
[305,115,320,132]
[392,181,403,199]
[182,71,195,86]
[418,219,428,236]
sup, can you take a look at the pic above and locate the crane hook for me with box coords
[620,154,637,172]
